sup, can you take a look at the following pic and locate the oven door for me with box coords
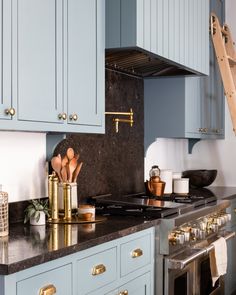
[164,231,235,295]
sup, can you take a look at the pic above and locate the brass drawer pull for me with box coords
[92,264,106,276]
[5,107,16,116]
[39,284,56,295]
[119,290,128,295]
[132,248,143,258]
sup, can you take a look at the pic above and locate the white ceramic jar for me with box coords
[160,169,173,194]
[173,178,189,194]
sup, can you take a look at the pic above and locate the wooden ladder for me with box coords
[210,13,236,134]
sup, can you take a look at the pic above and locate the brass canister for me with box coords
[51,176,59,220]
[64,183,72,221]
[48,173,54,212]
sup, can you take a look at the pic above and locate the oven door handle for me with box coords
[167,231,235,270]
[167,248,206,270]
[205,230,235,254]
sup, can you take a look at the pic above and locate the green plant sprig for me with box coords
[24,199,49,224]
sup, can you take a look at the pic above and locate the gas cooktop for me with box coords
[92,190,217,219]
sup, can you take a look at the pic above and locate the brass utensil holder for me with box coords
[48,175,76,221]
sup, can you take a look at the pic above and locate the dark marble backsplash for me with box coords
[53,70,144,203]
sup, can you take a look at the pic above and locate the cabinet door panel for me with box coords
[0,0,12,120]
[12,0,63,123]
[210,0,224,135]
[185,77,201,134]
[17,264,72,295]
[119,273,151,295]
[67,0,103,127]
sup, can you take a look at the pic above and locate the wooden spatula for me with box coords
[72,162,83,182]
[68,157,77,182]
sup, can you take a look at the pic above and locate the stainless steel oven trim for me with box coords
[167,231,235,270]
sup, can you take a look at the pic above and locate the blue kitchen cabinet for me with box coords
[144,0,225,149]
[12,0,64,125]
[0,0,105,134]
[98,273,151,295]
[0,0,12,121]
[106,0,209,75]
[118,273,151,295]
[0,228,154,295]
[65,0,105,132]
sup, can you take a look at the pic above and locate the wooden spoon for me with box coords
[72,162,83,182]
[61,155,69,168]
[51,154,62,182]
[61,166,68,182]
[66,148,75,161]
[68,157,77,182]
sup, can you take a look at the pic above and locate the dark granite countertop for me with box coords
[0,216,160,275]
[2,186,236,276]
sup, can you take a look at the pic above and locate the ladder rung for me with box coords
[221,28,228,36]
[227,55,236,65]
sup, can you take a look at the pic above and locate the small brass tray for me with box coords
[47,215,107,224]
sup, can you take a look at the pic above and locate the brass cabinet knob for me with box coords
[131,248,143,258]
[91,264,106,276]
[39,284,56,295]
[58,113,67,120]
[119,290,128,295]
[69,113,78,121]
[5,107,16,116]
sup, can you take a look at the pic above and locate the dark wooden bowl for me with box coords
[182,170,217,188]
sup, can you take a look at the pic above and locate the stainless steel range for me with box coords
[157,199,234,295]
[93,192,235,295]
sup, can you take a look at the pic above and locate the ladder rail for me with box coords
[211,13,236,134]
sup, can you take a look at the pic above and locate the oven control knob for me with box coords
[226,213,231,221]
[169,232,185,245]
[191,227,200,239]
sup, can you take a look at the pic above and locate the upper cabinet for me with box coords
[144,0,224,149]
[106,0,209,76]
[0,0,105,134]
[0,0,12,121]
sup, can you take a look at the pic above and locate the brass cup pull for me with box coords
[39,284,57,295]
[69,113,78,121]
[58,113,67,120]
[92,264,106,276]
[5,107,16,116]
[198,128,203,132]
[131,248,143,258]
[119,290,128,295]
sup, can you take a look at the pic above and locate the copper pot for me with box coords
[147,178,165,197]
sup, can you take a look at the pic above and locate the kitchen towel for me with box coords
[209,237,227,287]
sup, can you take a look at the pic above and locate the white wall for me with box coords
[145,0,236,186]
[0,132,46,202]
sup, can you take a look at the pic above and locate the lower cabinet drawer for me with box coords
[77,247,117,294]
[16,263,72,295]
[120,233,151,277]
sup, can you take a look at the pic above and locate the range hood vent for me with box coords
[106,49,200,78]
